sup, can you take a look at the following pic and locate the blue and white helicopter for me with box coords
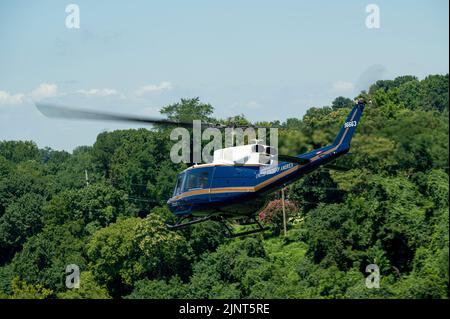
[36,98,365,237]
[166,99,365,236]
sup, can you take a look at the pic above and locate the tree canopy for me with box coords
[0,74,448,299]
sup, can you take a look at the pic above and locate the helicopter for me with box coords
[36,98,366,237]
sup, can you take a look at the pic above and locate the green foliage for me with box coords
[135,214,193,280]
[125,276,189,299]
[419,74,449,112]
[223,114,251,127]
[50,146,101,192]
[185,221,228,258]
[86,217,145,294]
[0,193,45,263]
[0,160,49,216]
[332,96,354,109]
[369,75,418,95]
[86,214,193,297]
[0,264,14,295]
[42,181,135,230]
[7,277,53,299]
[160,97,214,122]
[188,238,266,298]
[146,161,180,205]
[10,223,86,292]
[259,199,299,235]
[244,237,307,298]
[0,77,448,299]
[91,128,183,211]
[370,74,448,112]
[0,141,40,164]
[57,272,111,299]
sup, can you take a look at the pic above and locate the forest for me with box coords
[0,74,448,299]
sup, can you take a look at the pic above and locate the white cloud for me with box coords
[76,88,119,97]
[0,90,25,105]
[1,81,172,107]
[30,83,58,99]
[331,81,355,93]
[134,81,173,96]
[0,82,59,106]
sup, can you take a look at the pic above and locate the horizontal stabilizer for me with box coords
[277,155,310,165]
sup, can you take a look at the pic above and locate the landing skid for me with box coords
[165,215,212,229]
[165,215,268,238]
[220,216,268,238]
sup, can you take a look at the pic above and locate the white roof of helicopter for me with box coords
[212,144,269,165]
[189,141,274,169]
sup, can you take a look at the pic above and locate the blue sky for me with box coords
[0,0,448,151]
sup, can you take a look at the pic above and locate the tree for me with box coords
[50,146,100,192]
[160,97,214,122]
[0,264,14,295]
[369,75,417,95]
[0,73,449,300]
[0,161,49,213]
[134,214,193,280]
[7,277,53,299]
[419,74,449,112]
[146,161,180,205]
[0,193,45,263]
[185,221,228,259]
[397,79,421,110]
[10,223,86,292]
[188,238,266,298]
[0,141,40,164]
[332,96,354,109]
[86,217,144,296]
[92,130,128,177]
[42,182,135,230]
[57,272,111,299]
[125,276,188,299]
[283,118,303,130]
[86,214,193,297]
[259,198,299,235]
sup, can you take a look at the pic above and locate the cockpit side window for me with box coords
[184,171,209,191]
[173,174,185,196]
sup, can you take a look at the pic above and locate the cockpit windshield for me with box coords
[184,171,209,191]
[173,173,185,196]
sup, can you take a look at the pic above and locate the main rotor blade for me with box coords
[35,103,272,130]
[35,102,195,128]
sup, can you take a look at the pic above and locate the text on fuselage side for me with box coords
[256,162,294,178]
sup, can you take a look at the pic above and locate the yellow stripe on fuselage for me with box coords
[171,165,300,200]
